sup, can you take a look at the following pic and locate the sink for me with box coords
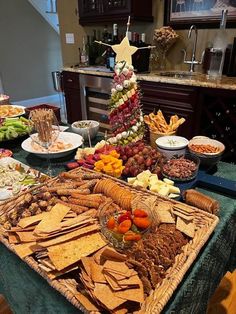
[156,71,199,78]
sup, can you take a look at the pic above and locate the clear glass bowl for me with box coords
[99,207,153,251]
[161,153,200,182]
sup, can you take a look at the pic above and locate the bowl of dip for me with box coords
[155,135,189,159]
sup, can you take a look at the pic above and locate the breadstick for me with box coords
[70,193,103,199]
[56,188,91,196]
[81,173,103,180]
[59,172,83,180]
[55,199,89,214]
[78,179,99,190]
[69,197,101,208]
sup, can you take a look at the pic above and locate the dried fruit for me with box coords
[133,217,151,229]
[117,219,132,234]
[107,216,116,230]
[124,233,141,242]
[133,208,148,218]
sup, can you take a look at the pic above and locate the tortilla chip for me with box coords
[48,232,107,271]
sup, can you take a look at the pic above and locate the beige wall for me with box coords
[58,0,236,72]
[0,0,62,101]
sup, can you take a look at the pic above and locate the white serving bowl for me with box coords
[188,136,225,167]
[155,135,189,159]
[21,132,83,159]
[71,120,99,140]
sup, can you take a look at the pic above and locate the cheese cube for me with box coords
[163,178,175,186]
[158,186,170,196]
[169,186,180,194]
[127,177,136,184]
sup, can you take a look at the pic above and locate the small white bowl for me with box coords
[71,120,99,140]
[156,135,189,159]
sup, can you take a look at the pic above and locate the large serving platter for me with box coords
[21,132,83,159]
[0,168,219,313]
[0,157,47,203]
[0,105,25,118]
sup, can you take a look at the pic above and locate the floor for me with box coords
[1,271,236,313]
[207,271,236,314]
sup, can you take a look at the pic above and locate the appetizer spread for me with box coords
[0,168,218,314]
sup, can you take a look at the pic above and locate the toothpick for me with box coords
[94,40,112,47]
[126,16,131,35]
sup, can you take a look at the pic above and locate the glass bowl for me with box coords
[161,153,200,182]
[99,207,153,251]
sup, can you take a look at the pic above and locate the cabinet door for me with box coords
[64,88,82,124]
[199,88,236,163]
[78,0,153,24]
[102,0,131,15]
[140,81,199,139]
[78,0,101,17]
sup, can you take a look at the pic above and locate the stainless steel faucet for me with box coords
[182,25,205,73]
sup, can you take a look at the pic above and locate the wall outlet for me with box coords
[65,33,75,44]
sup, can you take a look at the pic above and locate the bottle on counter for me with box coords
[106,31,115,71]
[80,36,89,66]
[208,9,228,79]
[112,23,119,44]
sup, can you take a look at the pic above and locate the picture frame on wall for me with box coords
[164,0,236,29]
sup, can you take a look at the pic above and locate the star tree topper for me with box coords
[95,16,155,66]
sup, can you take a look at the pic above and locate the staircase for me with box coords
[28,0,59,34]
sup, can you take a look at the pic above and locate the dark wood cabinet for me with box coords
[62,71,82,123]
[78,0,153,25]
[140,81,200,139]
[198,88,236,163]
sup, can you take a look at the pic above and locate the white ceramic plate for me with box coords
[21,132,83,159]
[0,105,26,118]
[0,157,47,203]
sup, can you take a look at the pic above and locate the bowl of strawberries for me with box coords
[99,206,152,250]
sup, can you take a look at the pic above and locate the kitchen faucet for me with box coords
[182,25,205,73]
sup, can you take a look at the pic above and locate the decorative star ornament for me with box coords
[94,16,155,67]
[112,37,138,65]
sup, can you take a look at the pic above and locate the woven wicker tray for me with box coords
[0,168,219,313]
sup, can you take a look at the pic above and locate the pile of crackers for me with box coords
[7,203,107,279]
[155,201,195,238]
[80,247,144,312]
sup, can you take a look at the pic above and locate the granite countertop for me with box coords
[63,66,236,90]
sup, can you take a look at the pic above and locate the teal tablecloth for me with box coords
[0,137,236,314]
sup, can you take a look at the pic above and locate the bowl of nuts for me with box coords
[161,153,200,182]
[188,136,225,167]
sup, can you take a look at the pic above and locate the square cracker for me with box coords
[34,203,70,235]
[14,242,36,259]
[18,212,48,229]
[176,217,195,238]
[48,232,107,271]
[93,283,125,310]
